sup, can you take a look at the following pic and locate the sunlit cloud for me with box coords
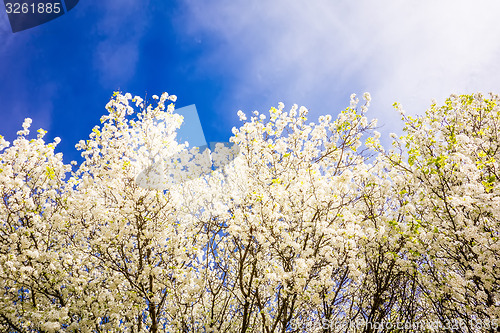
[180,0,500,135]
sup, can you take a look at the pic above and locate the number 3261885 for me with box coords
[5,2,61,14]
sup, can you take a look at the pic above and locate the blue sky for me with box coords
[1,0,500,163]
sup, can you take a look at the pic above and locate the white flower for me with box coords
[133,96,144,107]
[363,92,371,103]
[22,118,32,129]
[237,110,247,121]
[350,93,358,108]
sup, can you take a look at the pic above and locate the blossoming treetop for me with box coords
[0,92,498,332]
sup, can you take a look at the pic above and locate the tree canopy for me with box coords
[0,92,498,332]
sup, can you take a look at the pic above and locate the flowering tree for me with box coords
[0,91,498,332]
[192,95,420,332]
[67,92,203,332]
[0,122,93,332]
[387,93,500,332]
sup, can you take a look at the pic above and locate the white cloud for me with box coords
[3,83,55,136]
[180,0,500,134]
[95,40,139,86]
[91,0,150,88]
